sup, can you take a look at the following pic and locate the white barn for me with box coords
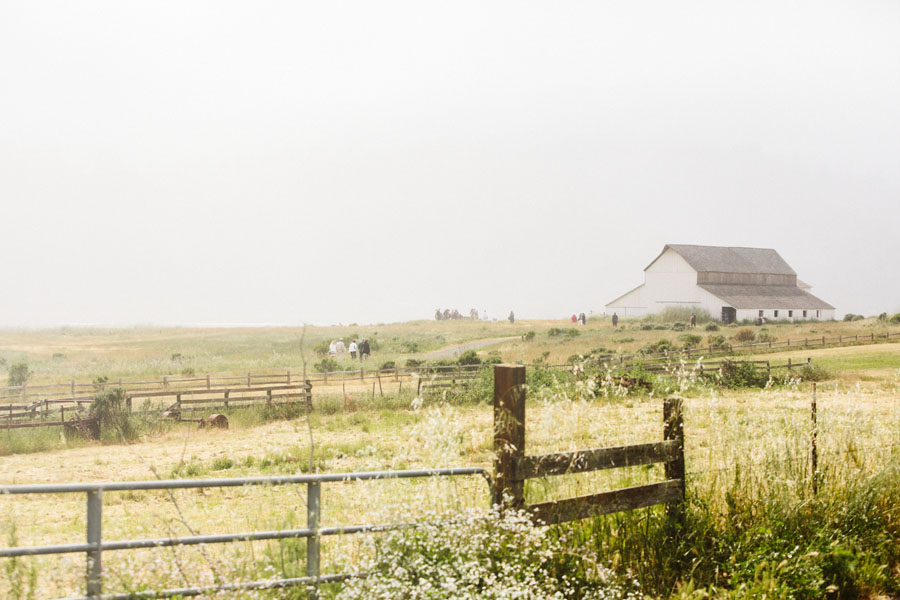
[606,244,835,324]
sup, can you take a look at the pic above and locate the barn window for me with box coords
[774,310,779,318]
[788,310,793,318]
[758,310,764,318]
[803,310,807,317]
[816,310,820,318]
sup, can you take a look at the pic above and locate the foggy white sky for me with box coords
[1,1,899,326]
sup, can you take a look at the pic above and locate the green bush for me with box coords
[313,341,330,358]
[891,314,900,324]
[457,350,482,366]
[877,312,888,321]
[404,358,425,368]
[211,457,234,471]
[640,324,654,331]
[547,327,580,338]
[733,328,757,343]
[671,322,687,331]
[89,388,137,441]
[640,338,675,355]
[758,331,777,343]
[522,330,536,342]
[379,360,396,370]
[705,323,719,332]
[313,357,340,373]
[7,362,31,387]
[707,335,731,351]
[798,362,832,382]
[679,334,702,349]
[483,351,502,365]
[716,359,770,388]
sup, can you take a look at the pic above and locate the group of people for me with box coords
[434,308,497,321]
[571,312,588,325]
[435,308,472,320]
[328,338,371,360]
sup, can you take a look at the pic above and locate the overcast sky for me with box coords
[1,1,898,326]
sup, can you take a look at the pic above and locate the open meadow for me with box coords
[1,317,900,599]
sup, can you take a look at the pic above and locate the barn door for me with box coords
[721,307,736,324]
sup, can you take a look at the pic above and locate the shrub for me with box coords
[671,322,686,331]
[313,357,340,373]
[483,351,502,365]
[398,340,419,353]
[89,388,136,441]
[877,312,888,321]
[313,341,330,358]
[170,353,182,361]
[679,334,702,349]
[7,362,31,387]
[521,330,536,342]
[705,323,719,332]
[798,362,832,382]
[891,313,900,324]
[640,324,654,331]
[733,328,757,343]
[716,359,769,388]
[211,457,234,471]
[707,335,730,351]
[404,358,425,368]
[653,325,668,330]
[457,350,482,366]
[379,360,396,370]
[641,338,675,355]
[181,367,195,377]
[843,313,856,322]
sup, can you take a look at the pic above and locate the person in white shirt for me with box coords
[328,340,337,357]
[349,340,358,359]
[335,338,346,357]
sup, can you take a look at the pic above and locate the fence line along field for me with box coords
[0,316,899,599]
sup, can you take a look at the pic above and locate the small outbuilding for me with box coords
[606,244,835,323]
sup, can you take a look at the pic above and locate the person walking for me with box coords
[359,339,370,361]
[579,312,586,325]
[328,340,337,357]
[612,312,619,328]
[690,313,697,328]
[349,340,358,360]
[335,338,346,357]
[508,311,515,324]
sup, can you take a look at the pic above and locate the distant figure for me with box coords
[482,309,488,321]
[359,338,371,361]
[435,308,443,321]
[571,314,577,323]
[612,312,619,328]
[443,308,451,320]
[328,340,337,357]
[579,312,586,325]
[335,338,346,357]
[690,313,697,328]
[470,308,479,320]
[508,311,515,324]
[349,340,358,360]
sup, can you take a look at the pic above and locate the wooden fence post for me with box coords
[663,398,686,520]
[493,365,526,510]
[811,383,818,496]
[206,374,210,390]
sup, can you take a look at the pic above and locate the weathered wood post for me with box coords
[811,383,818,496]
[492,364,526,510]
[663,398,686,521]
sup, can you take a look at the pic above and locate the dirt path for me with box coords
[422,336,518,360]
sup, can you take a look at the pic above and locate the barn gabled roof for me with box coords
[700,284,834,310]
[646,244,796,275]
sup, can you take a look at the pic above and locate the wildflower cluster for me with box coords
[336,506,641,600]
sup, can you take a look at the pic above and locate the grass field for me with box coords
[1,319,900,598]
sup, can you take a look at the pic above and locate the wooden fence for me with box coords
[0,381,312,431]
[492,365,685,523]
